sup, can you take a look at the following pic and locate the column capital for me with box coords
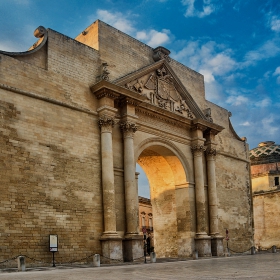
[98,116,115,133]
[191,145,206,156]
[206,147,217,159]
[119,121,138,138]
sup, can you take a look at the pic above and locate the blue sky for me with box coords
[1,0,280,197]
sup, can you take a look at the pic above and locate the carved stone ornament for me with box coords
[204,108,213,123]
[98,116,115,132]
[124,66,195,120]
[96,62,110,82]
[152,46,171,62]
[206,148,217,157]
[119,121,138,138]
[191,145,206,155]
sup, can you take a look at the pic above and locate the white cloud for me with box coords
[182,0,217,18]
[226,95,248,106]
[273,66,280,76]
[173,41,236,75]
[95,10,135,35]
[240,121,250,126]
[243,39,280,67]
[93,10,172,48]
[255,98,271,108]
[263,71,271,79]
[270,15,280,32]
[261,115,279,136]
[172,40,236,100]
[273,66,280,84]
[136,29,170,47]
[200,69,215,83]
[207,53,236,75]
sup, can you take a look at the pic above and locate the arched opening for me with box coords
[137,144,193,258]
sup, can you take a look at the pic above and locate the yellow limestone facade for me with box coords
[250,141,280,249]
[0,21,253,265]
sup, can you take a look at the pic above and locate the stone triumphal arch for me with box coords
[0,21,253,265]
[92,55,225,261]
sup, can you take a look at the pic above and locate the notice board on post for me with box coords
[49,234,58,252]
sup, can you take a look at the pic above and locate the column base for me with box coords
[100,232,123,263]
[123,234,143,262]
[211,236,224,256]
[195,234,212,257]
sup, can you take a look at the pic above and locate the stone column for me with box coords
[98,116,122,261]
[99,116,118,235]
[191,142,212,257]
[205,136,224,256]
[120,121,143,261]
[191,144,208,235]
[206,148,219,236]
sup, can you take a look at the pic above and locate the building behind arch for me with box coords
[0,20,253,265]
[250,141,280,249]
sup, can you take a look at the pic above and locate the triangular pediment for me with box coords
[114,60,207,121]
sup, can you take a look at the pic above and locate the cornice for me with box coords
[191,119,224,134]
[253,189,280,197]
[218,151,250,163]
[90,80,146,103]
[118,96,142,107]
[94,88,120,100]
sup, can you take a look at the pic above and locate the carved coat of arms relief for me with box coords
[125,66,194,120]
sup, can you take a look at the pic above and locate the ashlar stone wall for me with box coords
[0,29,103,265]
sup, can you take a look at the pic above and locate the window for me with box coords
[149,218,153,230]
[275,177,279,186]
[142,216,146,228]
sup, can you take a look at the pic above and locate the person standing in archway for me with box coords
[146,234,151,255]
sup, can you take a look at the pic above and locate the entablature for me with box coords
[91,75,224,136]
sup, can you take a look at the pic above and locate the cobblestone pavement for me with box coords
[1,253,280,280]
